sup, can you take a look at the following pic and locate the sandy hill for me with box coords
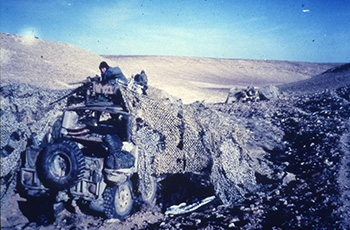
[0,33,106,89]
[0,33,341,103]
[104,55,341,102]
[279,63,350,94]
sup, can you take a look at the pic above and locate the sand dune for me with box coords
[0,33,342,103]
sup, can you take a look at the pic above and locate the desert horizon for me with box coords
[1,33,345,103]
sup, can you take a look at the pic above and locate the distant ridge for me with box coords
[103,55,342,102]
[278,63,350,95]
[324,63,350,74]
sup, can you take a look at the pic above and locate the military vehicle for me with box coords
[19,73,155,219]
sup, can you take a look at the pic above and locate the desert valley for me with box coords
[1,33,350,229]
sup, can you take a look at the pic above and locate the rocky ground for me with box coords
[190,86,350,229]
[1,79,349,229]
[131,84,350,230]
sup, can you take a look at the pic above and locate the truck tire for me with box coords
[37,140,85,191]
[103,180,133,219]
[140,175,157,205]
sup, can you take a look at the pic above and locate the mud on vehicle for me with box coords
[19,76,156,220]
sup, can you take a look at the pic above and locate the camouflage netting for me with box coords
[121,86,283,204]
[0,83,68,209]
[0,83,283,208]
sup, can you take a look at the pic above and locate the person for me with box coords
[99,61,128,85]
[133,70,148,95]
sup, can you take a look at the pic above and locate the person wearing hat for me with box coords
[99,61,128,85]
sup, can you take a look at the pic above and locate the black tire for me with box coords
[37,140,85,191]
[103,180,133,219]
[140,175,157,205]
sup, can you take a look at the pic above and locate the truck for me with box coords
[18,74,156,219]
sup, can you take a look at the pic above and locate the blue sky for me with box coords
[1,0,349,62]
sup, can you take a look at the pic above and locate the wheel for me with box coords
[37,140,85,191]
[140,175,157,205]
[103,180,133,219]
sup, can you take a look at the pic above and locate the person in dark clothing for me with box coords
[133,70,148,95]
[99,61,128,85]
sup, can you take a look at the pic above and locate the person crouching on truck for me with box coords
[99,61,128,85]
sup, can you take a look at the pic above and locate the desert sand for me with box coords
[0,33,341,103]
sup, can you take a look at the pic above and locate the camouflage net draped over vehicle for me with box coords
[0,83,281,208]
[120,86,278,204]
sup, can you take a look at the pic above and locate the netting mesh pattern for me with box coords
[121,87,211,176]
[121,86,278,204]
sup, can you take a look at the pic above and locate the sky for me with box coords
[1,0,349,63]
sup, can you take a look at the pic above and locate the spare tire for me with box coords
[37,140,85,191]
[140,175,157,205]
